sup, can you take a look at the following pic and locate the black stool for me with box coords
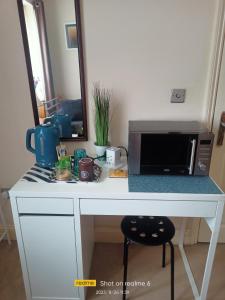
[121,216,175,300]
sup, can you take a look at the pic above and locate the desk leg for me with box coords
[179,218,201,299]
[200,200,224,300]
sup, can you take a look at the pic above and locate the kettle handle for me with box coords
[26,128,36,154]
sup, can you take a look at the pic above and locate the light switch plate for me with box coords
[171,89,186,103]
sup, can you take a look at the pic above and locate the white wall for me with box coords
[82,0,217,148]
[80,0,219,242]
[0,0,35,188]
[0,0,35,235]
[44,0,81,99]
[0,0,219,241]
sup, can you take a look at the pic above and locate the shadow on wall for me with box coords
[110,92,128,147]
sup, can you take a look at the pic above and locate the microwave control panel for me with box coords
[194,132,214,176]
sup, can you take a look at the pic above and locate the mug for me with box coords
[79,158,101,182]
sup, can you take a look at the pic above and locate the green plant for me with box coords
[93,84,110,146]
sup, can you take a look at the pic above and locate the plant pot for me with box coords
[94,144,108,157]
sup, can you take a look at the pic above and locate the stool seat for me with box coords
[121,216,175,246]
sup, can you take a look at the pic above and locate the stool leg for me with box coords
[162,243,166,268]
[123,238,129,300]
[123,237,127,266]
[169,241,174,300]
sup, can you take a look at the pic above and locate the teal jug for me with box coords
[26,124,60,168]
[44,114,72,138]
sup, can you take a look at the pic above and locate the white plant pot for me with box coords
[95,144,108,157]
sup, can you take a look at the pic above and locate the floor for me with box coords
[0,242,225,300]
[0,241,26,300]
[89,243,225,300]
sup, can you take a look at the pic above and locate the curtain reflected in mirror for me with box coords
[19,0,87,140]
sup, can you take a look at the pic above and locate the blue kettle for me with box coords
[44,114,72,138]
[26,124,60,168]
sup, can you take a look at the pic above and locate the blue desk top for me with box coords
[128,175,222,194]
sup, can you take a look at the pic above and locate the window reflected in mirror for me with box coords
[20,0,87,140]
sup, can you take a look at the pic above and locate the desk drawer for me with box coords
[17,197,74,215]
[80,199,217,218]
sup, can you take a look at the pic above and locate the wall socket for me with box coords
[171,89,186,103]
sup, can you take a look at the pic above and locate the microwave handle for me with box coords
[189,139,196,175]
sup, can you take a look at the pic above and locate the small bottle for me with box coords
[74,148,87,177]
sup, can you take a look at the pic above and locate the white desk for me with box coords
[9,173,225,300]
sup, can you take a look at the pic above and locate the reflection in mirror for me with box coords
[19,0,87,140]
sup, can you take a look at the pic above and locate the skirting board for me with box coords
[198,219,225,243]
[1,222,200,245]
[95,226,198,245]
[0,225,16,240]
[95,217,200,245]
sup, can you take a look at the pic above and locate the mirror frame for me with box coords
[17,0,88,141]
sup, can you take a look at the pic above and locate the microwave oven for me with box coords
[128,121,214,176]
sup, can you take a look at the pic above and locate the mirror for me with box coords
[17,0,88,140]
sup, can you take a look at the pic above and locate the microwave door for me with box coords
[140,134,197,175]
